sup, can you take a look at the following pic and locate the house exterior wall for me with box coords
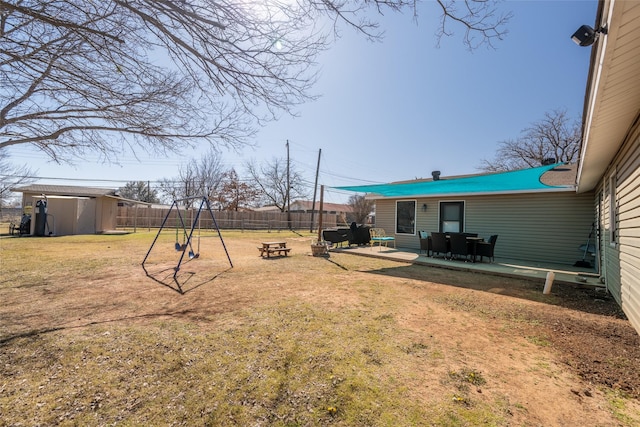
[375,191,595,266]
[596,121,640,333]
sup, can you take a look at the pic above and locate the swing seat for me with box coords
[188,251,200,259]
[175,243,187,252]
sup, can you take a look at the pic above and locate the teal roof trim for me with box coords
[333,164,572,198]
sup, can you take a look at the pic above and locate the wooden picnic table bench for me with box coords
[258,241,292,258]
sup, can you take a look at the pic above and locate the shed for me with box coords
[11,184,146,236]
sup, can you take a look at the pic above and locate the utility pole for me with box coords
[310,148,321,232]
[317,185,324,243]
[286,140,291,229]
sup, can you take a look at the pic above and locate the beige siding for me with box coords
[374,199,401,242]
[47,198,76,236]
[97,198,118,232]
[376,191,595,266]
[578,0,640,334]
[599,178,623,305]
[602,123,640,333]
[75,198,96,234]
[466,192,595,265]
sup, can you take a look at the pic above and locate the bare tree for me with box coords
[246,157,308,211]
[479,109,582,172]
[158,149,225,206]
[0,150,35,210]
[348,194,375,224]
[195,150,227,199]
[1,0,511,162]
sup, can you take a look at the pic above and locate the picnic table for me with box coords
[258,241,291,258]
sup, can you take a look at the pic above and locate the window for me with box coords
[396,200,416,235]
[440,201,464,233]
[609,172,617,245]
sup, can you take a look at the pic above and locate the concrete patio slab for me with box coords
[330,244,603,288]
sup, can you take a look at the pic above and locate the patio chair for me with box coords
[476,235,498,262]
[370,228,396,251]
[418,231,432,255]
[430,232,449,258]
[449,232,471,261]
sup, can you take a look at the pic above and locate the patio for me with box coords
[330,244,603,288]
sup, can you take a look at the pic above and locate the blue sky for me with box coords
[7,0,598,204]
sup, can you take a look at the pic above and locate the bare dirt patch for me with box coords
[1,232,639,425]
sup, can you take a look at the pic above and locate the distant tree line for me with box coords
[117,148,310,212]
[117,148,375,220]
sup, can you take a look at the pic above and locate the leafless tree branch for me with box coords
[435,0,512,50]
[479,109,582,172]
[246,157,308,211]
[1,0,511,162]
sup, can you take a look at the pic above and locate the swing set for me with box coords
[142,196,233,283]
[173,207,200,259]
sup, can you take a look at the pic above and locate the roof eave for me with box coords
[577,0,640,192]
[104,195,153,206]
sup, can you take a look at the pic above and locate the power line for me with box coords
[1,174,163,184]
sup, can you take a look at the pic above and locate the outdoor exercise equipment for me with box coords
[34,196,55,236]
[142,196,233,284]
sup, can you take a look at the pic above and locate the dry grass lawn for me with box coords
[1,230,639,426]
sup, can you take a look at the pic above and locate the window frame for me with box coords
[439,201,465,233]
[395,200,417,235]
[608,170,617,247]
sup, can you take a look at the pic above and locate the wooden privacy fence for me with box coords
[117,206,342,232]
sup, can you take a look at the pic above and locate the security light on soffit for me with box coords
[571,24,608,47]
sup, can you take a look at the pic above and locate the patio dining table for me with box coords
[464,236,484,263]
[427,233,485,262]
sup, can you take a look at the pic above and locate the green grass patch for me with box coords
[605,389,640,425]
[525,335,551,347]
[448,368,487,390]
[425,397,509,426]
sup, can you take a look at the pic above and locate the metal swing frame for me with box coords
[142,196,233,281]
